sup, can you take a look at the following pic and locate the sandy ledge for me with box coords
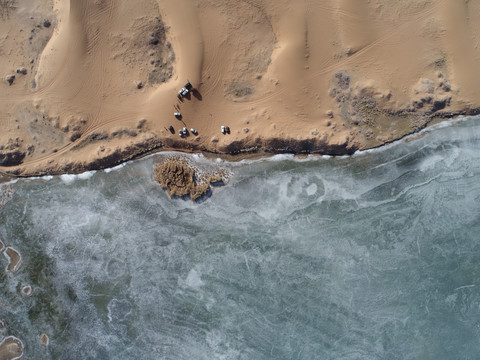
[2,0,480,177]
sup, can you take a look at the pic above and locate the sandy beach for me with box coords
[1,0,480,176]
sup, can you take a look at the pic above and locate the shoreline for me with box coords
[0,110,478,181]
[3,0,480,179]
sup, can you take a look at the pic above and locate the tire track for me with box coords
[6,108,138,169]
[85,0,116,130]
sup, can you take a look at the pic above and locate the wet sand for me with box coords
[1,0,480,176]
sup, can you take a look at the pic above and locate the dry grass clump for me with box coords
[153,157,225,201]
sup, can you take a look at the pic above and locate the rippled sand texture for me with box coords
[2,0,480,175]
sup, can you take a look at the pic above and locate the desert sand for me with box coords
[1,0,480,176]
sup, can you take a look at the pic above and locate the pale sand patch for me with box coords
[20,286,32,297]
[1,0,480,176]
[0,336,23,360]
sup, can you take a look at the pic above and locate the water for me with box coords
[1,116,480,359]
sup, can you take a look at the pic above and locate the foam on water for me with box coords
[103,163,127,173]
[1,115,480,359]
[59,171,97,185]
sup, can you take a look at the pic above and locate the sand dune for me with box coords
[1,0,480,175]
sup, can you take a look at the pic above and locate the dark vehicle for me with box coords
[169,125,174,134]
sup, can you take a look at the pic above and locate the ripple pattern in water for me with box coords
[1,117,480,359]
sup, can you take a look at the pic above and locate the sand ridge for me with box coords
[1,0,480,176]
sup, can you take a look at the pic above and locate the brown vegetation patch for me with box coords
[329,73,459,148]
[111,12,175,86]
[153,157,225,201]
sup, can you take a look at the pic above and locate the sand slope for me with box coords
[1,0,480,175]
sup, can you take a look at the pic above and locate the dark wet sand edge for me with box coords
[0,108,479,180]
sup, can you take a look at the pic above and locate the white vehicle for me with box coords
[174,112,181,117]
[183,127,188,135]
[179,130,183,137]
[221,126,225,134]
[181,88,189,96]
[190,128,198,135]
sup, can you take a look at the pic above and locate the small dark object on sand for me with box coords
[169,125,174,134]
[5,74,15,86]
